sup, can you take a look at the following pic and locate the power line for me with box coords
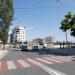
[14,5,75,10]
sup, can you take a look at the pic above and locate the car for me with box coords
[13,45,16,48]
[32,46,39,51]
[71,45,75,48]
[20,45,28,51]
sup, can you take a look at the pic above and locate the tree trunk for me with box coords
[3,43,5,50]
[65,31,67,47]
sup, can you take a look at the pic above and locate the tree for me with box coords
[0,0,14,50]
[32,38,43,46]
[60,12,72,45]
[19,41,22,44]
[70,14,75,37]
[37,38,43,45]
[24,41,28,45]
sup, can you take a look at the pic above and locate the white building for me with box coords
[44,36,55,44]
[32,36,55,47]
[11,26,26,43]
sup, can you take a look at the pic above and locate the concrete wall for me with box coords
[47,45,71,48]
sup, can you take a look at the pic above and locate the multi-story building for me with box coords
[32,38,43,46]
[44,36,55,44]
[32,36,55,46]
[10,26,26,43]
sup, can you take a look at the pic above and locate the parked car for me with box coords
[20,45,28,51]
[71,45,75,48]
[13,45,16,48]
[32,45,39,51]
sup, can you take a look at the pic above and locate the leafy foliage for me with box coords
[36,38,43,45]
[0,0,14,49]
[70,15,75,36]
[60,12,72,44]
[24,41,28,44]
[60,11,75,41]
[60,12,72,32]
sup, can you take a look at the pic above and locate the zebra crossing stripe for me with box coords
[43,57,62,63]
[51,56,71,62]
[26,60,36,67]
[0,62,1,71]
[27,58,67,75]
[57,56,73,61]
[17,60,31,68]
[0,56,72,71]
[35,58,53,64]
[57,56,72,60]
[7,61,17,70]
[1,62,8,72]
[13,61,22,69]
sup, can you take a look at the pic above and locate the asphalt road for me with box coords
[0,48,75,75]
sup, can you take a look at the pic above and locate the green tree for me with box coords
[60,12,72,45]
[70,14,75,37]
[24,41,28,45]
[19,41,22,44]
[0,0,14,50]
[37,38,43,45]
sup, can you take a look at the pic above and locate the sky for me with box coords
[11,0,75,42]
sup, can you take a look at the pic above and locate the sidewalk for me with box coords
[0,50,8,59]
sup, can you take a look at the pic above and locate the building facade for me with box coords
[10,26,26,43]
[44,36,55,44]
[32,36,55,46]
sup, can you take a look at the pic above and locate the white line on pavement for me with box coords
[35,58,53,64]
[7,61,17,70]
[50,57,71,62]
[27,58,67,75]
[17,60,31,67]
[0,62,1,71]
[43,57,62,63]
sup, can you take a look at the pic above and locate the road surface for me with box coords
[0,48,75,75]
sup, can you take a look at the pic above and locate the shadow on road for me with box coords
[38,48,75,56]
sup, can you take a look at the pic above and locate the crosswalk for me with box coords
[0,56,73,72]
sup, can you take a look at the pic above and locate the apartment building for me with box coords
[10,26,26,43]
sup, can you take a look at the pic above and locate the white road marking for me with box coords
[35,58,53,64]
[7,61,17,70]
[43,57,62,63]
[51,57,71,62]
[27,58,67,75]
[0,62,1,71]
[17,60,31,67]
[56,56,72,60]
